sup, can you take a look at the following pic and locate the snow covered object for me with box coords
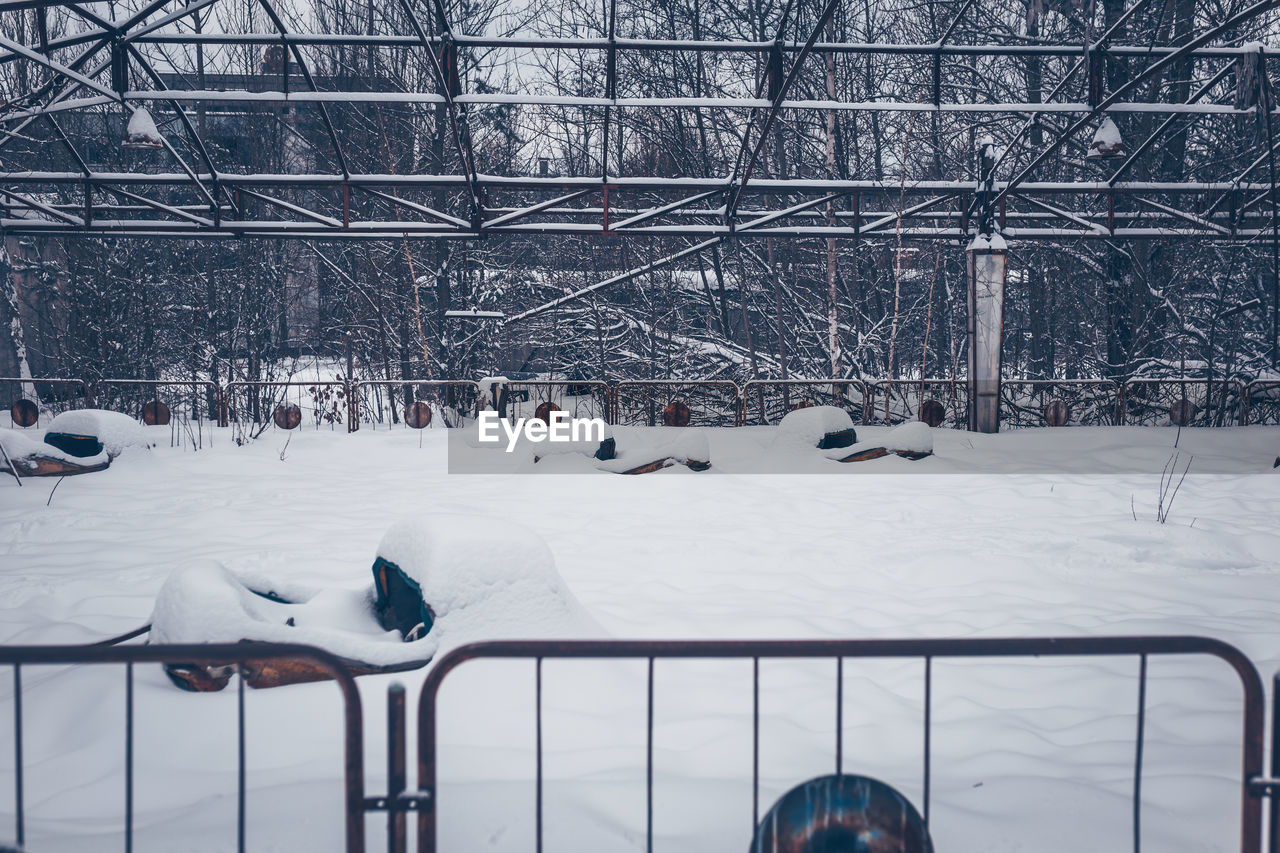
[123,107,164,150]
[150,515,597,690]
[830,421,934,463]
[1087,117,1124,160]
[0,427,109,477]
[45,409,149,459]
[774,405,856,450]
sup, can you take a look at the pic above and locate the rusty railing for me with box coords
[2,377,91,428]
[999,379,1122,427]
[612,380,741,427]
[353,380,481,429]
[738,379,872,426]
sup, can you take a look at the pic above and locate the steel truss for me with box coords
[0,0,1276,243]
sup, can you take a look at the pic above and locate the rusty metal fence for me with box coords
[1000,379,1122,427]
[2,377,90,428]
[499,380,612,425]
[1119,379,1245,427]
[4,376,1279,433]
[613,380,741,427]
[869,379,970,428]
[1243,381,1280,426]
[416,636,1272,853]
[353,380,481,430]
[739,380,871,426]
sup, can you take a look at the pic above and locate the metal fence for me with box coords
[1119,379,1245,427]
[739,380,871,426]
[499,380,612,425]
[1,637,1278,853]
[1243,380,1280,426]
[613,380,741,427]
[0,643,367,853]
[417,636,1272,853]
[223,380,356,436]
[353,380,481,430]
[1,377,90,428]
[869,379,970,428]
[1000,379,1122,428]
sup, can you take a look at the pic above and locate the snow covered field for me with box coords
[2,422,1279,852]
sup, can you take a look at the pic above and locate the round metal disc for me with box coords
[751,774,933,853]
[918,399,945,428]
[1043,398,1070,427]
[663,400,691,426]
[273,403,302,430]
[10,398,38,428]
[405,400,433,429]
[1169,398,1198,426]
[534,401,560,425]
[142,399,171,426]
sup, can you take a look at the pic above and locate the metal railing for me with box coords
[999,379,1123,427]
[0,643,367,853]
[353,380,481,430]
[2,377,91,428]
[499,380,612,425]
[1119,378,1245,427]
[613,380,741,427]
[416,636,1269,853]
[1243,380,1280,426]
[738,379,872,426]
[6,376,1279,433]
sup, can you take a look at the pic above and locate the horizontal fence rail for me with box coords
[3,377,1274,433]
[739,379,871,426]
[0,642,366,853]
[417,636,1269,853]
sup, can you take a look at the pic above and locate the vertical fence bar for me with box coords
[125,662,133,853]
[647,657,654,853]
[1134,654,1148,853]
[1270,672,1278,853]
[835,657,843,776]
[536,657,543,853]
[923,656,932,828]
[237,670,246,853]
[13,663,22,849]
[752,656,759,832]
[387,683,406,853]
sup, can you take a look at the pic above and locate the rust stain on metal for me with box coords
[142,399,171,426]
[10,398,38,427]
[274,403,302,430]
[1043,398,1070,427]
[917,399,946,428]
[405,401,433,429]
[662,400,692,426]
[534,401,560,425]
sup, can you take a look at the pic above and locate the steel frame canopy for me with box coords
[0,0,1276,243]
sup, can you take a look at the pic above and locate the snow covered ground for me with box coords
[1,422,1279,852]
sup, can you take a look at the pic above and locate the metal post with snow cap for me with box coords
[967,135,1009,434]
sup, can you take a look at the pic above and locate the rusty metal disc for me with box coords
[918,399,945,428]
[1043,398,1070,427]
[751,774,933,853]
[663,400,692,427]
[10,398,38,428]
[790,400,814,411]
[273,403,302,430]
[1170,398,1198,426]
[142,399,171,426]
[534,401,560,425]
[405,400,432,429]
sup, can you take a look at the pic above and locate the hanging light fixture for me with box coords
[1086,116,1124,160]
[122,106,164,150]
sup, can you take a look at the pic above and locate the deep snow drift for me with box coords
[1,422,1279,852]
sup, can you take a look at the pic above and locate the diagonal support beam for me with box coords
[238,188,342,227]
[611,190,722,230]
[482,189,591,229]
[357,187,469,228]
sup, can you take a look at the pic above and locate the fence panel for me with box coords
[869,379,969,428]
[417,636,1266,853]
[498,380,612,425]
[223,380,354,437]
[1000,379,1122,428]
[1,377,90,428]
[739,380,871,426]
[1120,379,1244,427]
[1243,381,1280,426]
[613,380,740,427]
[353,380,481,429]
[0,643,366,853]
